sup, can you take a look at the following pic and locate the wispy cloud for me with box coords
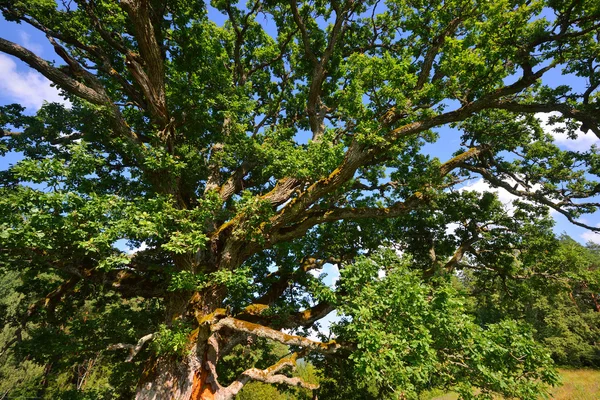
[18,31,44,56]
[459,178,557,215]
[581,226,600,244]
[537,112,600,151]
[0,54,70,110]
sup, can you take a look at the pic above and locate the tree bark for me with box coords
[135,347,202,400]
[134,306,324,400]
[135,333,222,400]
[135,284,226,400]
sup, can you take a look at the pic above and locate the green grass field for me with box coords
[548,369,600,400]
[426,369,600,400]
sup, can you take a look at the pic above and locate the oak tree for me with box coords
[1,0,600,399]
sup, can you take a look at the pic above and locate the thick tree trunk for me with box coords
[135,347,200,400]
[136,289,224,400]
[135,341,219,400]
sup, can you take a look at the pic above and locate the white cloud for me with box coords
[309,263,340,287]
[0,54,70,110]
[446,222,460,235]
[537,112,600,151]
[18,31,44,56]
[581,231,600,244]
[459,178,556,215]
[308,268,320,278]
[127,242,149,255]
[460,178,519,209]
[581,224,600,244]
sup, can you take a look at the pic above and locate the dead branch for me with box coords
[106,333,155,362]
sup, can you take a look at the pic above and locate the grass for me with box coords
[427,393,459,400]
[424,369,600,400]
[549,369,600,400]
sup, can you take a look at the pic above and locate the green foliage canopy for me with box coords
[0,0,600,399]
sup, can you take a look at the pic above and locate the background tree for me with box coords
[468,235,600,368]
[1,0,600,399]
[0,271,45,398]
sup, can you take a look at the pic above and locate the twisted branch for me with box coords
[106,333,155,362]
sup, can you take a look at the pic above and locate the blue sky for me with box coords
[2,13,600,254]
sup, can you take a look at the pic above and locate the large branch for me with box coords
[120,0,169,127]
[0,37,106,105]
[494,101,600,138]
[205,142,467,267]
[209,146,481,272]
[530,15,600,48]
[415,16,463,91]
[0,38,143,146]
[286,301,336,329]
[218,352,318,400]
[289,0,318,66]
[216,160,256,202]
[223,0,263,85]
[236,367,318,390]
[269,147,486,245]
[9,7,149,110]
[442,236,480,274]
[268,64,552,231]
[237,301,336,331]
[210,52,555,274]
[211,316,344,354]
[199,321,320,400]
[269,192,428,248]
[289,0,355,140]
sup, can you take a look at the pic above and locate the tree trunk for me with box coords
[136,289,224,400]
[135,342,218,400]
[135,350,197,399]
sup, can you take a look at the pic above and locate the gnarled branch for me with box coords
[120,0,169,127]
[221,352,318,399]
[106,333,155,362]
[0,37,105,105]
[211,316,344,355]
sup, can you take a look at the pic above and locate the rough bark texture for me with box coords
[136,361,194,399]
[134,307,328,400]
[135,345,203,400]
